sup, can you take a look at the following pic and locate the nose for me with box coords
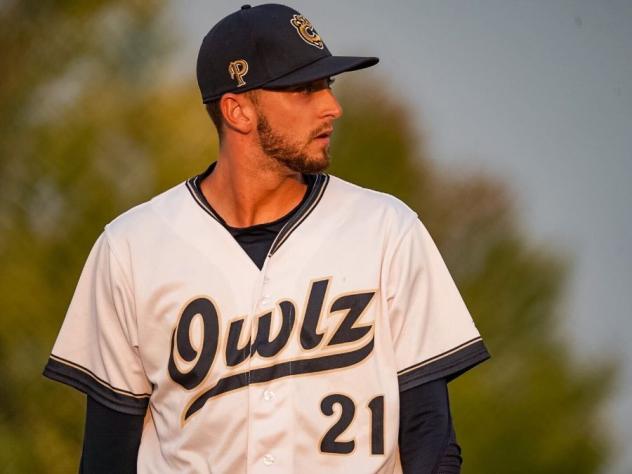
[320,88,343,120]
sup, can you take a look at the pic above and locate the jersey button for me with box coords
[263,389,275,401]
[263,453,275,466]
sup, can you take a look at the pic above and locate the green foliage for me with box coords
[0,2,615,473]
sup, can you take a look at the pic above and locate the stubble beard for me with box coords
[256,112,331,174]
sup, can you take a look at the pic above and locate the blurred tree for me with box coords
[0,1,614,473]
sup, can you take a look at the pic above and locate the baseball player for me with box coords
[44,4,489,473]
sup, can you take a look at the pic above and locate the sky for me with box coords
[172,1,632,472]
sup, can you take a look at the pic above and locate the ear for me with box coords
[220,93,257,135]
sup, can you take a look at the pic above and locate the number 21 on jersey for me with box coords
[319,393,384,455]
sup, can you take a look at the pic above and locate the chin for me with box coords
[270,146,331,174]
[305,153,330,173]
[283,155,329,174]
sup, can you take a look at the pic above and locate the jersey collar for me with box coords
[185,162,330,256]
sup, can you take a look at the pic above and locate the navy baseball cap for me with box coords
[196,3,379,103]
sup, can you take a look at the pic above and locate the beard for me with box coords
[256,112,331,174]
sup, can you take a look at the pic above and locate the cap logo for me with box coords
[290,14,324,50]
[228,59,249,87]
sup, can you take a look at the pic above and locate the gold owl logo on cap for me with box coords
[290,14,324,49]
[228,59,249,87]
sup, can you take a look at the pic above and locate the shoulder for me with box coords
[102,181,190,250]
[324,174,419,234]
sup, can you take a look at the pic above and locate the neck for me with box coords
[200,142,307,228]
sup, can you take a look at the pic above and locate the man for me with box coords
[44,4,489,473]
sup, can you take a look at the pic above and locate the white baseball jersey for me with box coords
[44,170,489,473]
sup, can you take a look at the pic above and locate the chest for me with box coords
[130,225,389,394]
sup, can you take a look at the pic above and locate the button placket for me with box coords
[248,266,270,470]
[260,268,272,308]
[248,260,282,471]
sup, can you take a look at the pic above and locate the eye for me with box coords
[291,78,335,94]
[294,85,313,94]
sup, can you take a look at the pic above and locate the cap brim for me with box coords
[263,55,379,89]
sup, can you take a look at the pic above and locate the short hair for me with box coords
[204,91,260,140]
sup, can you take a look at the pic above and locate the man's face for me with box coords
[252,78,343,174]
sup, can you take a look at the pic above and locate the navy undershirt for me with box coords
[80,174,462,473]
[220,176,313,268]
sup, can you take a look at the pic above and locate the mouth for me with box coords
[313,128,334,141]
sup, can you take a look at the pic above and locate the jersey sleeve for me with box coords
[43,232,151,415]
[386,218,490,391]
